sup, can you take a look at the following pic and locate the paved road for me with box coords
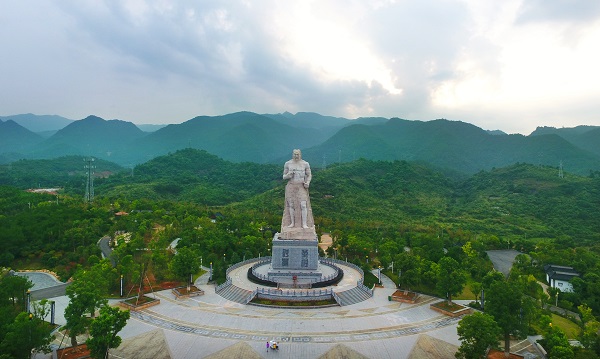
[98,235,116,267]
[486,249,522,276]
[31,282,70,300]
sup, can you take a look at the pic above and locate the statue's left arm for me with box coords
[303,162,312,188]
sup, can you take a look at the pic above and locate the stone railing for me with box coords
[246,288,258,304]
[324,258,372,297]
[216,257,265,292]
[331,291,343,306]
[214,278,232,293]
[254,287,334,302]
[251,257,342,287]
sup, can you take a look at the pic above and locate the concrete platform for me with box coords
[40,265,464,359]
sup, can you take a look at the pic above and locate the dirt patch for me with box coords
[319,233,333,252]
[487,349,524,359]
[56,344,91,359]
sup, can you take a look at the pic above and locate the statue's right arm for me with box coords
[283,163,292,180]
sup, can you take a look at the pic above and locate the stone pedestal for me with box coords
[268,231,322,284]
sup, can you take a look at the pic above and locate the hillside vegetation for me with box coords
[1,150,600,329]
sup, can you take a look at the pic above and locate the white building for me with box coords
[544,264,579,293]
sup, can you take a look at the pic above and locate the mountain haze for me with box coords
[0,120,43,153]
[0,113,74,132]
[34,115,146,160]
[1,111,600,176]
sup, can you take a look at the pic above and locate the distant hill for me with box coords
[530,125,600,157]
[265,111,350,129]
[128,112,332,164]
[0,120,43,154]
[100,148,280,204]
[302,118,600,175]
[2,111,600,176]
[34,115,147,160]
[0,114,73,132]
[136,124,168,132]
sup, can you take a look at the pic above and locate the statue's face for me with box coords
[293,150,301,160]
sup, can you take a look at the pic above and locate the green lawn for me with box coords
[550,314,580,339]
[455,281,477,300]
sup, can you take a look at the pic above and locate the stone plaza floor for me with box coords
[41,263,464,359]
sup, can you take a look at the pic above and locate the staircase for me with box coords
[216,284,253,304]
[335,286,372,306]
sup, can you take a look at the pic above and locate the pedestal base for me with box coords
[269,233,322,284]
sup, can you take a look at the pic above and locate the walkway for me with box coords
[39,266,545,358]
[109,269,463,359]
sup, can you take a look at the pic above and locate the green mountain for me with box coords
[2,111,600,176]
[34,115,146,160]
[0,120,43,154]
[127,112,332,164]
[99,149,280,204]
[530,125,600,157]
[454,163,600,240]
[303,118,600,175]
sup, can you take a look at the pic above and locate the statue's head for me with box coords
[292,149,302,160]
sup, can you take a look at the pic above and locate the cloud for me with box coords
[516,0,600,24]
[1,0,600,134]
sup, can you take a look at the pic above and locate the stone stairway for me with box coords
[216,284,253,304]
[335,286,372,306]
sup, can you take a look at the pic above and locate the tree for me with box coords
[170,247,200,285]
[0,275,33,309]
[436,256,467,305]
[540,315,574,359]
[63,295,90,350]
[86,305,130,359]
[64,266,109,350]
[456,312,501,359]
[0,312,53,358]
[485,280,528,357]
[578,305,600,350]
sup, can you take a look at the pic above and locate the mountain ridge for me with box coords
[1,111,599,176]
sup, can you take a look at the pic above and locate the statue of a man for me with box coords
[282,149,314,230]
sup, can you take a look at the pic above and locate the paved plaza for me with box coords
[30,261,546,358]
[40,262,462,358]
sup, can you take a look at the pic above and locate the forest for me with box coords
[1,148,600,357]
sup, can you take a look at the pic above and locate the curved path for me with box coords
[115,264,463,358]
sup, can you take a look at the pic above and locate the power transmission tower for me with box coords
[322,154,327,169]
[558,161,564,178]
[84,157,96,202]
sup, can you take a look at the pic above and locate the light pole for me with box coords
[209,262,213,281]
[378,266,382,284]
[26,290,31,313]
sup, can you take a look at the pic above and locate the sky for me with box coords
[1,0,600,135]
